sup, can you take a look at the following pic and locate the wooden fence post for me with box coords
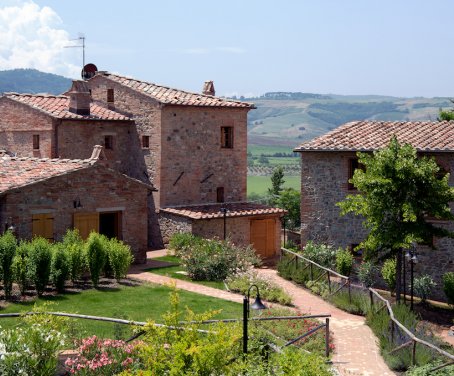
[327,272,331,293]
[325,318,330,357]
[369,290,374,308]
[310,263,314,280]
[412,341,417,365]
[390,321,394,343]
[348,279,352,303]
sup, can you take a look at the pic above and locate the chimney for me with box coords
[202,80,215,96]
[68,80,91,115]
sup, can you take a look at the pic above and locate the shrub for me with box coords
[406,361,454,375]
[107,238,134,282]
[0,230,17,299]
[413,274,436,304]
[226,270,292,305]
[51,243,70,293]
[336,248,354,276]
[28,237,53,296]
[381,257,397,294]
[328,289,371,316]
[62,229,86,282]
[302,241,337,268]
[12,240,31,296]
[443,272,454,305]
[357,261,378,288]
[85,232,107,287]
[168,232,201,255]
[306,280,330,298]
[180,237,260,281]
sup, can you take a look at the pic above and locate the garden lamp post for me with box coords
[405,244,418,311]
[243,284,267,354]
[220,207,228,240]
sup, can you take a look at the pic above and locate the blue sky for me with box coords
[1,0,454,97]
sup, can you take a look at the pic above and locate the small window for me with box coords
[221,127,233,148]
[142,135,150,149]
[107,89,114,103]
[104,135,113,150]
[348,158,364,190]
[33,134,40,150]
[217,187,225,203]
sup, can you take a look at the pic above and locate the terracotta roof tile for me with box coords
[96,73,254,109]
[0,155,94,193]
[160,202,286,220]
[4,93,130,121]
[295,120,454,152]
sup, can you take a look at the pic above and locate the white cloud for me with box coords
[0,0,79,77]
[215,47,245,54]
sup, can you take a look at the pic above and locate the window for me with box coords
[104,135,113,150]
[216,187,225,203]
[107,88,114,103]
[33,134,40,150]
[32,214,54,241]
[142,135,150,148]
[221,126,233,148]
[348,158,364,190]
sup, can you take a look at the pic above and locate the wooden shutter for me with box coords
[32,214,54,241]
[73,212,99,240]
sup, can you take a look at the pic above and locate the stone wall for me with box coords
[0,98,55,158]
[1,164,149,263]
[192,216,250,246]
[158,212,192,244]
[300,151,454,301]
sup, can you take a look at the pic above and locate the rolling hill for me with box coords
[0,69,72,95]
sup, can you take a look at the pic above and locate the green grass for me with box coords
[0,283,241,339]
[248,145,297,156]
[147,256,226,290]
[247,175,300,195]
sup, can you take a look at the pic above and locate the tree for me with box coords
[276,188,301,230]
[268,166,285,205]
[337,136,454,302]
[438,99,454,121]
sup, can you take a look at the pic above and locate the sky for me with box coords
[1,0,454,98]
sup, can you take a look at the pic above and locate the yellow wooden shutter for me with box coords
[73,213,99,240]
[250,219,276,258]
[32,214,54,241]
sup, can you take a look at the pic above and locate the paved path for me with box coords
[129,250,394,376]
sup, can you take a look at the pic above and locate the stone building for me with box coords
[86,72,285,257]
[295,120,454,299]
[0,146,151,263]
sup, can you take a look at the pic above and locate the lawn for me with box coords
[248,175,300,195]
[0,282,241,339]
[147,256,226,290]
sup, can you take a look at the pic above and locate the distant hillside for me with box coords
[0,69,71,95]
[244,92,452,147]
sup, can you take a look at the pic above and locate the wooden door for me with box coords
[250,219,276,258]
[73,212,99,240]
[32,214,54,241]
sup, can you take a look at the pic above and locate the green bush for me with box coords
[28,237,53,296]
[107,238,134,282]
[306,280,330,298]
[329,289,371,316]
[180,237,260,281]
[62,229,86,283]
[169,232,202,255]
[0,230,17,299]
[442,272,454,305]
[302,241,337,268]
[226,270,292,305]
[406,361,454,375]
[381,257,397,294]
[358,261,378,288]
[12,240,31,296]
[85,232,107,287]
[413,274,436,304]
[336,248,354,276]
[51,243,70,293]
[277,255,322,286]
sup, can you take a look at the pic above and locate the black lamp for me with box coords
[243,284,267,354]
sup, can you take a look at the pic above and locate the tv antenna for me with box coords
[64,33,85,70]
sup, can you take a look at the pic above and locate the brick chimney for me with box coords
[68,80,91,115]
[202,80,215,96]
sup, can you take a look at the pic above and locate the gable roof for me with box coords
[3,93,131,121]
[295,120,454,153]
[94,72,254,109]
[161,202,286,220]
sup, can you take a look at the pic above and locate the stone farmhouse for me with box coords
[294,120,454,299]
[0,73,285,260]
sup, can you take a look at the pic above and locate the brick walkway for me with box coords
[129,250,394,376]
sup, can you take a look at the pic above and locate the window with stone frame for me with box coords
[33,134,40,150]
[221,126,234,149]
[348,158,364,190]
[107,88,114,103]
[104,135,114,150]
[216,187,225,203]
[142,135,150,149]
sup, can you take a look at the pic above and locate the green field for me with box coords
[248,145,296,156]
[247,175,300,196]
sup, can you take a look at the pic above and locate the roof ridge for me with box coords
[4,155,94,165]
[5,92,67,99]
